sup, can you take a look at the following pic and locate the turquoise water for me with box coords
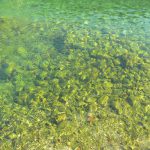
[0,0,150,37]
[0,0,150,149]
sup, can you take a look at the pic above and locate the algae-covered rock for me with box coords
[0,17,149,150]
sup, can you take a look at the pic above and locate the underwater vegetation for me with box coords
[0,17,150,150]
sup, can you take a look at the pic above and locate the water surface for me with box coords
[0,0,150,149]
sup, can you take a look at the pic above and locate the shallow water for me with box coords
[0,0,150,149]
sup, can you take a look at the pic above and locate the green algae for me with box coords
[0,17,150,150]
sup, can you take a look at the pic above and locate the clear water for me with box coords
[0,0,150,149]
